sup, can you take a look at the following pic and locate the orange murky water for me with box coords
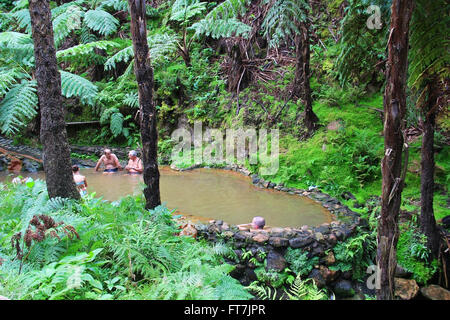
[0,167,332,227]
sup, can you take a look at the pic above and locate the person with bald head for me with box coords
[94,148,122,173]
[125,150,143,174]
[238,216,266,231]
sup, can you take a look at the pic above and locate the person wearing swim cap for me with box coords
[94,148,122,173]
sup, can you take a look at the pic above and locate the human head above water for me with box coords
[72,165,80,173]
[104,148,112,157]
[129,150,138,159]
[251,216,265,229]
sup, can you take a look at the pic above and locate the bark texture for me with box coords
[377,0,414,300]
[28,0,80,200]
[294,20,319,134]
[419,79,441,259]
[128,0,161,210]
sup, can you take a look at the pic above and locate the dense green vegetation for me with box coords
[0,0,448,300]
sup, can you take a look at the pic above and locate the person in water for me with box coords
[72,165,88,197]
[94,148,122,173]
[125,150,143,174]
[238,216,266,231]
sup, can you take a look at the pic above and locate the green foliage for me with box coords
[329,230,377,280]
[83,9,119,37]
[261,0,308,48]
[397,224,438,284]
[190,0,251,39]
[335,0,390,86]
[247,274,328,300]
[0,180,251,300]
[0,80,37,135]
[60,70,98,106]
[284,248,319,277]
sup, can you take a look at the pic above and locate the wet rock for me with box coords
[421,285,450,300]
[266,251,287,272]
[324,251,336,265]
[394,278,419,300]
[234,231,253,242]
[268,182,276,189]
[341,191,356,200]
[319,265,340,284]
[269,237,289,248]
[289,236,314,248]
[308,268,326,288]
[314,232,325,242]
[395,264,412,278]
[21,159,42,173]
[333,280,355,298]
[252,233,269,244]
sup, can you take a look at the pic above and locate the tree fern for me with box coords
[190,17,251,39]
[190,0,251,40]
[0,66,30,96]
[56,40,119,61]
[83,9,119,37]
[261,0,309,48]
[123,92,139,108]
[99,0,129,12]
[0,80,37,136]
[408,0,449,92]
[110,111,124,137]
[104,33,178,71]
[170,0,207,25]
[12,8,31,34]
[52,4,84,48]
[60,70,98,106]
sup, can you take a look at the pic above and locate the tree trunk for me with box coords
[419,79,440,259]
[128,0,161,210]
[294,20,319,134]
[376,0,413,300]
[28,0,80,200]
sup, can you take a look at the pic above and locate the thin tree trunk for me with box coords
[128,0,161,210]
[28,0,80,200]
[419,79,440,259]
[376,0,413,300]
[294,20,319,134]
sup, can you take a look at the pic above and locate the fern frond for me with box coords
[60,70,98,106]
[83,9,119,37]
[0,67,30,96]
[104,43,133,71]
[123,92,139,108]
[52,4,84,48]
[0,80,37,136]
[110,112,124,137]
[99,0,129,12]
[170,0,207,24]
[56,40,119,61]
[190,18,251,39]
[12,9,31,34]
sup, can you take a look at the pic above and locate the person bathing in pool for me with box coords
[94,148,122,173]
[125,150,143,174]
[72,165,88,197]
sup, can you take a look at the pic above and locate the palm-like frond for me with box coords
[60,70,98,106]
[12,9,31,34]
[261,0,309,48]
[170,0,207,24]
[408,0,450,91]
[56,40,120,62]
[0,67,30,96]
[190,18,251,39]
[0,80,37,136]
[83,9,119,37]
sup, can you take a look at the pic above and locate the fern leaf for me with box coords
[60,71,98,106]
[110,112,124,137]
[83,9,119,37]
[0,80,38,136]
